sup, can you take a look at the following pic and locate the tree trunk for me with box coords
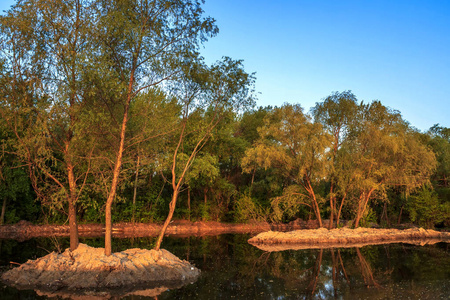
[187,186,191,221]
[68,198,78,251]
[203,187,208,221]
[306,178,322,227]
[329,184,335,229]
[354,188,375,228]
[105,200,113,256]
[336,190,348,227]
[397,205,403,225]
[154,190,179,250]
[132,155,140,223]
[0,198,6,225]
[104,97,130,256]
[104,67,134,256]
[354,194,366,228]
[312,193,323,227]
[382,202,390,226]
[67,163,79,251]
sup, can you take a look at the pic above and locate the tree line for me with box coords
[0,1,449,254]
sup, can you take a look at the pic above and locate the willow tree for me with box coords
[312,91,358,228]
[343,101,436,227]
[0,0,97,250]
[88,0,217,255]
[242,104,332,226]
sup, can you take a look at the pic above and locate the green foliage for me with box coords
[359,207,377,228]
[406,186,449,228]
[270,185,309,223]
[234,194,268,223]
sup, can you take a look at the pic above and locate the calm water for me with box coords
[0,234,449,299]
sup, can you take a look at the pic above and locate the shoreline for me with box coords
[0,219,323,240]
[248,227,450,252]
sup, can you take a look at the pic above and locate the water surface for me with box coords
[0,234,448,299]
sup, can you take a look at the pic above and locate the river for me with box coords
[1,234,449,299]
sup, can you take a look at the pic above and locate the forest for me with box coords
[0,0,449,254]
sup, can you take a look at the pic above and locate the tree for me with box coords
[343,101,436,227]
[0,0,97,250]
[312,91,358,228]
[154,57,255,250]
[84,0,218,255]
[0,125,36,225]
[427,124,450,189]
[242,104,332,226]
[184,153,219,221]
[406,186,449,228]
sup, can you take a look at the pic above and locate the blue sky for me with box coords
[1,0,449,131]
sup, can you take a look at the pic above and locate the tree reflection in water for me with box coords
[0,234,449,299]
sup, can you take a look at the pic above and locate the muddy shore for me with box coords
[0,219,323,240]
[248,227,450,252]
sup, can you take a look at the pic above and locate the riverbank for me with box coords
[0,219,322,240]
[248,227,450,251]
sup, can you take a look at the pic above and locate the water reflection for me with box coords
[1,235,449,299]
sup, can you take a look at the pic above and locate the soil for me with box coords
[248,227,450,252]
[1,243,199,298]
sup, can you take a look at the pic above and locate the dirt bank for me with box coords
[1,243,200,295]
[0,219,322,240]
[248,227,450,252]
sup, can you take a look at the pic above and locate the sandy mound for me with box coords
[1,243,200,292]
[248,227,450,251]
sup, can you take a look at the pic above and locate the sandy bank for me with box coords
[1,243,199,293]
[248,227,450,251]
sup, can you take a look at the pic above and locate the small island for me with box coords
[1,243,200,293]
[248,227,450,251]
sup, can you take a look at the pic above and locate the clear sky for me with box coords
[1,0,449,131]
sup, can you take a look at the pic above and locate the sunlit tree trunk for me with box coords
[354,188,375,228]
[329,185,335,229]
[105,70,134,256]
[67,163,79,251]
[155,190,179,250]
[305,177,322,227]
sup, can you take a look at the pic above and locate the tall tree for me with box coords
[154,57,255,250]
[343,101,436,227]
[312,91,358,228]
[0,0,96,250]
[242,104,332,226]
[90,0,217,255]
